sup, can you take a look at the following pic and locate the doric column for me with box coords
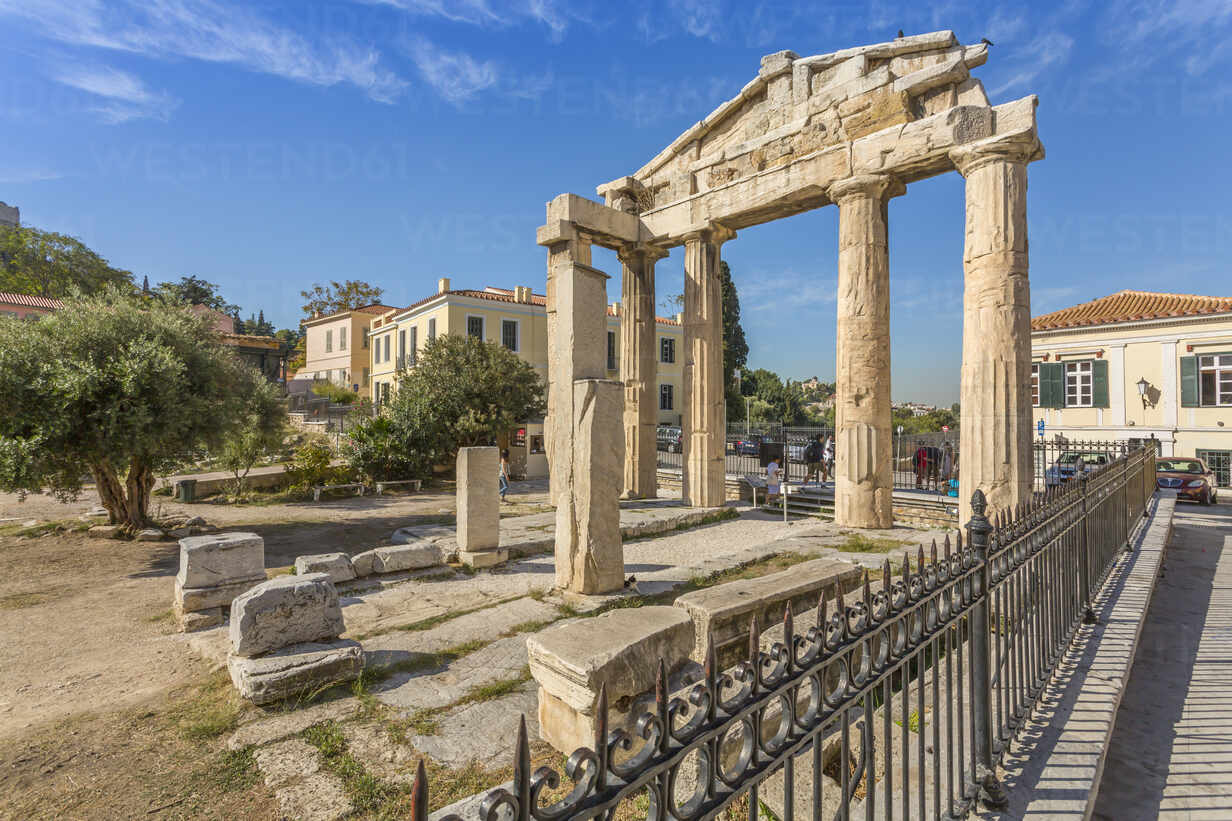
[541,222,592,507]
[682,224,734,508]
[619,243,668,499]
[827,174,902,529]
[951,140,1040,522]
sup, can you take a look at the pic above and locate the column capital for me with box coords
[616,242,670,266]
[949,136,1042,177]
[826,173,905,205]
[681,222,736,246]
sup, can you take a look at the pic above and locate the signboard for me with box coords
[1037,419,1045,438]
[941,425,949,432]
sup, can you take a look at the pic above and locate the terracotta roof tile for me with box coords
[0,292,64,310]
[1031,290,1232,331]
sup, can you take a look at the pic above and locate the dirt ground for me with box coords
[0,484,550,819]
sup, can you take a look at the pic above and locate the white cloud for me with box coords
[990,31,1075,96]
[53,64,178,122]
[368,0,588,40]
[668,0,724,42]
[407,37,498,104]
[1,0,408,103]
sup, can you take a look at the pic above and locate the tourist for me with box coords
[499,449,511,503]
[822,435,835,483]
[804,435,823,483]
[941,443,954,483]
[766,456,781,505]
[915,442,929,489]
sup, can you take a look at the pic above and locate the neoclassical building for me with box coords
[1031,290,1232,486]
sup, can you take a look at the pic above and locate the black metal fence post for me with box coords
[1078,472,1097,624]
[966,489,1009,810]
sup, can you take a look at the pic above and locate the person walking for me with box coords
[499,449,511,503]
[804,435,823,484]
[822,435,835,484]
[941,443,954,485]
[766,456,782,506]
[914,442,928,489]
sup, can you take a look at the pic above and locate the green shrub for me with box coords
[312,381,358,404]
[285,440,349,489]
[345,415,428,483]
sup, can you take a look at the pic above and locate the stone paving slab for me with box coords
[974,493,1176,821]
[408,681,540,768]
[374,634,532,711]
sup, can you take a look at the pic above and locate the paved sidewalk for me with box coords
[1093,500,1232,820]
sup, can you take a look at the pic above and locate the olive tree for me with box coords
[0,288,283,528]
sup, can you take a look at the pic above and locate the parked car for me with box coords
[1156,458,1218,505]
[656,426,682,453]
[733,435,762,456]
[1044,451,1111,487]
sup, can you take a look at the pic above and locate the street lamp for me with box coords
[1136,377,1150,409]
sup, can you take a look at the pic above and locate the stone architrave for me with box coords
[952,138,1040,522]
[682,225,734,508]
[619,243,667,500]
[456,446,500,553]
[827,174,901,529]
[554,379,625,594]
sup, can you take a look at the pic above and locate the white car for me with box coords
[1044,451,1110,487]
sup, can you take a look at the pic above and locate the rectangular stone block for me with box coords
[229,639,364,705]
[528,605,692,753]
[456,447,500,553]
[176,532,265,589]
[174,575,266,612]
[230,573,345,658]
[458,548,508,569]
[371,542,441,573]
[294,552,357,584]
[176,604,223,632]
[673,558,864,664]
[351,549,378,577]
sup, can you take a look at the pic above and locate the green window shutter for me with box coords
[1092,359,1109,408]
[1180,356,1199,407]
[1044,363,1066,408]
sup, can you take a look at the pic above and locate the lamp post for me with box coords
[1136,377,1150,426]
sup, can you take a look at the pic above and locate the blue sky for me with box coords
[2,1,1230,405]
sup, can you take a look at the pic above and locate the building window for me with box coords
[1065,361,1092,407]
[363,367,370,387]
[467,316,484,340]
[607,331,617,371]
[363,331,369,349]
[660,337,675,364]
[1197,449,1231,488]
[408,327,418,365]
[325,329,333,353]
[383,335,391,364]
[1199,354,1232,407]
[398,330,406,367]
[502,319,519,352]
[660,384,674,411]
[340,326,347,350]
[428,318,436,341]
[1031,364,1040,407]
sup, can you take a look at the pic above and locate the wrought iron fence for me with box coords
[409,444,1157,821]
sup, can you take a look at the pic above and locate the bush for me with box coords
[285,440,351,489]
[345,416,429,483]
[312,381,358,404]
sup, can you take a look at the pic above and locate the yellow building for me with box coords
[1031,290,1232,486]
[298,303,394,399]
[369,277,686,422]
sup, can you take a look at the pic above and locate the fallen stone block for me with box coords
[294,552,357,584]
[136,528,167,542]
[176,605,224,632]
[528,606,693,754]
[88,524,122,539]
[673,557,864,665]
[350,550,378,577]
[370,542,441,573]
[230,573,346,658]
[177,532,265,589]
[228,639,364,706]
[175,575,267,612]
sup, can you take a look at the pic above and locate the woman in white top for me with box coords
[766,458,781,504]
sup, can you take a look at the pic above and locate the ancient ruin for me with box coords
[538,30,1042,532]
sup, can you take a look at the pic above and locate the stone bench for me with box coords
[311,483,365,502]
[374,479,422,495]
[674,557,864,666]
[527,606,693,754]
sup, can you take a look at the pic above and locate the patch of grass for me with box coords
[453,666,532,708]
[556,602,582,618]
[366,638,493,684]
[204,747,260,793]
[835,534,911,554]
[0,590,57,609]
[894,710,921,733]
[302,721,406,814]
[388,707,441,741]
[1,518,92,538]
[145,608,175,623]
[527,588,548,602]
[169,674,246,741]
[501,619,555,636]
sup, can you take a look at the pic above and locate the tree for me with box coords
[0,288,281,529]
[218,380,286,497]
[0,225,134,297]
[154,275,239,315]
[719,262,749,422]
[300,280,384,318]
[376,334,545,474]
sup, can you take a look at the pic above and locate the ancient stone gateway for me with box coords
[539,30,1043,539]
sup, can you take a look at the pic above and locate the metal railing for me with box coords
[408,444,1157,821]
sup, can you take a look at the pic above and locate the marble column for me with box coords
[543,224,592,507]
[951,140,1038,523]
[682,225,734,509]
[827,175,902,529]
[619,244,667,499]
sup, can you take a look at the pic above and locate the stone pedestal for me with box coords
[456,446,500,565]
[527,606,693,754]
[828,175,900,529]
[174,532,265,632]
[619,244,665,499]
[682,226,734,509]
[952,140,1039,522]
[554,379,625,594]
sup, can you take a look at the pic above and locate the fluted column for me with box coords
[828,174,902,529]
[619,243,667,499]
[952,141,1039,522]
[682,225,734,508]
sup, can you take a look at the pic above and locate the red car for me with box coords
[1155,457,1219,505]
